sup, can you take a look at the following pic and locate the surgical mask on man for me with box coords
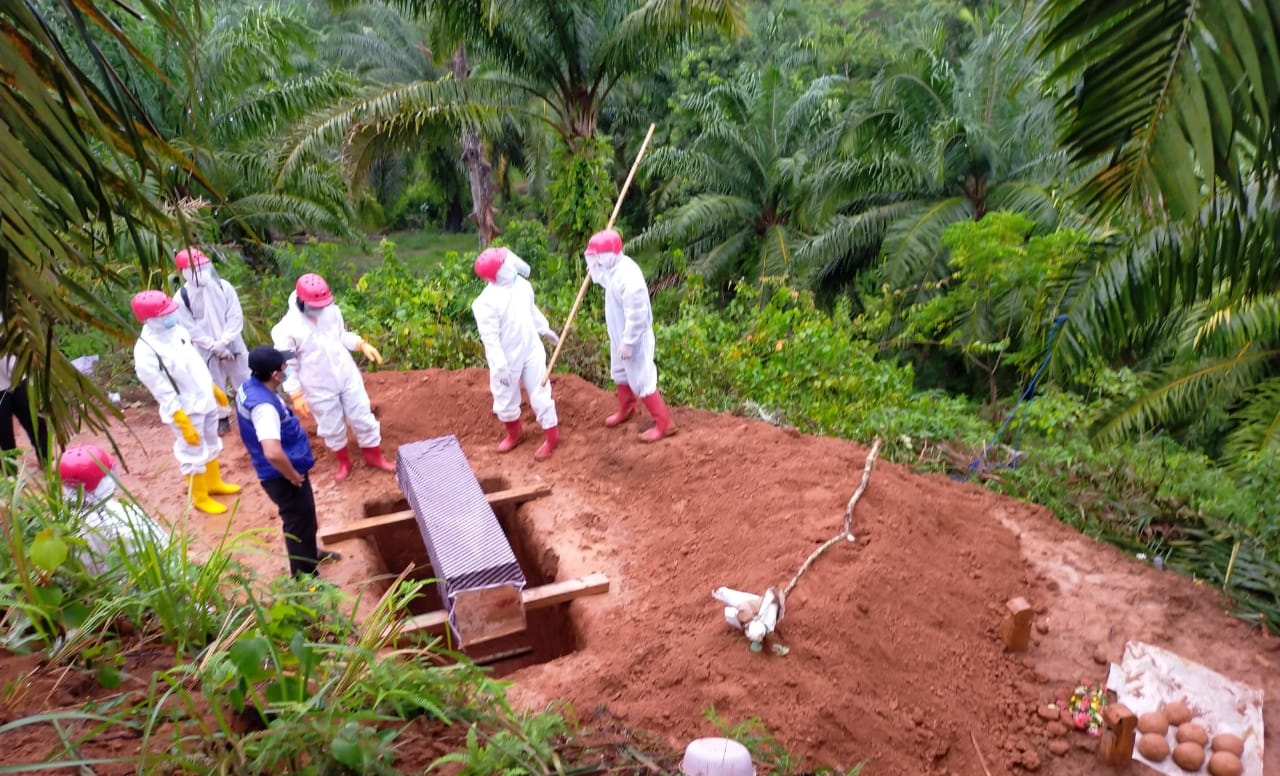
[181,265,215,285]
[303,304,325,319]
[161,313,179,329]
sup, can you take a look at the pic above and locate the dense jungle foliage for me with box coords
[4,0,1280,771]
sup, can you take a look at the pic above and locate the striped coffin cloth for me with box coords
[395,435,527,640]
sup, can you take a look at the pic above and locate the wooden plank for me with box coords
[522,572,611,608]
[320,483,553,543]
[399,573,610,639]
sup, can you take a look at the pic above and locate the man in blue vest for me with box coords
[239,345,339,578]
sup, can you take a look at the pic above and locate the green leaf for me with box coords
[28,528,68,573]
[96,665,121,690]
[228,637,272,681]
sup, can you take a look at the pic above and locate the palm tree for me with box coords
[313,0,746,251]
[1037,1,1280,460]
[797,16,1069,303]
[2,0,198,444]
[632,66,846,292]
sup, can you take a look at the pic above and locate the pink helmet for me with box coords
[59,445,115,491]
[174,247,211,270]
[474,247,508,282]
[131,290,179,322]
[585,229,623,256]
[295,273,333,307]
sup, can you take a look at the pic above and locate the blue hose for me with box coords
[964,315,1069,478]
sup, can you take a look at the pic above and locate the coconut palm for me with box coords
[632,66,846,292]
[1,0,199,443]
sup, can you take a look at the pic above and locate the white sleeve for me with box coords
[218,281,245,345]
[134,340,182,422]
[620,273,650,349]
[336,307,363,351]
[272,321,302,396]
[530,298,553,339]
[251,402,282,441]
[472,296,508,372]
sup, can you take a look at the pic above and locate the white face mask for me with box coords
[182,263,216,286]
[495,263,517,286]
[145,314,178,334]
[65,475,117,508]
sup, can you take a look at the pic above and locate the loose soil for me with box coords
[4,368,1277,775]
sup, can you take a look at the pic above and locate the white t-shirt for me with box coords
[250,401,283,442]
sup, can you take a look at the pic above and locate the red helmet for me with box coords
[586,229,623,256]
[295,273,333,307]
[131,290,179,322]
[174,247,211,270]
[59,445,115,491]
[474,247,508,282]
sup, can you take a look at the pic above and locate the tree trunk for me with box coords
[450,45,499,248]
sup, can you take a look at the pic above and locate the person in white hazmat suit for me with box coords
[583,229,675,442]
[272,273,396,482]
[470,247,561,460]
[131,290,242,515]
[59,445,170,575]
[172,247,250,436]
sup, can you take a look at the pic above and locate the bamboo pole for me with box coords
[541,122,657,386]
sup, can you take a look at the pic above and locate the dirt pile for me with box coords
[39,369,1280,774]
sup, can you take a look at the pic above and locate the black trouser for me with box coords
[260,477,320,578]
[0,381,50,465]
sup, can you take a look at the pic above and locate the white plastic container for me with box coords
[681,737,755,776]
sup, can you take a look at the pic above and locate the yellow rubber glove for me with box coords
[212,385,228,407]
[357,339,383,365]
[172,409,200,446]
[290,392,311,420]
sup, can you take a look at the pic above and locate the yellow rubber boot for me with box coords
[204,458,242,495]
[186,474,228,515]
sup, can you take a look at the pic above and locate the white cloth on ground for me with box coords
[65,478,169,576]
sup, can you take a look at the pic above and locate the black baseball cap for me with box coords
[248,345,295,380]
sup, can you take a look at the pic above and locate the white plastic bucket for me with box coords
[680,737,755,776]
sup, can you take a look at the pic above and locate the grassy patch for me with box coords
[327,230,480,276]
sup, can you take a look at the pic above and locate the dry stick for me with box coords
[782,436,882,598]
[541,122,658,386]
[970,731,995,776]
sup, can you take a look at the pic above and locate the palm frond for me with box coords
[1037,0,1280,218]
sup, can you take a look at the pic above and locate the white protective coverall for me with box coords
[471,253,559,428]
[174,265,250,417]
[133,320,221,475]
[589,251,658,397]
[273,292,381,451]
[66,477,169,575]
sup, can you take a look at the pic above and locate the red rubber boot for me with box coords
[605,384,637,427]
[497,420,525,452]
[361,446,396,472]
[638,392,676,442]
[534,426,559,461]
[333,448,353,481]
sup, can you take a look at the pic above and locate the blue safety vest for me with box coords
[237,377,314,481]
